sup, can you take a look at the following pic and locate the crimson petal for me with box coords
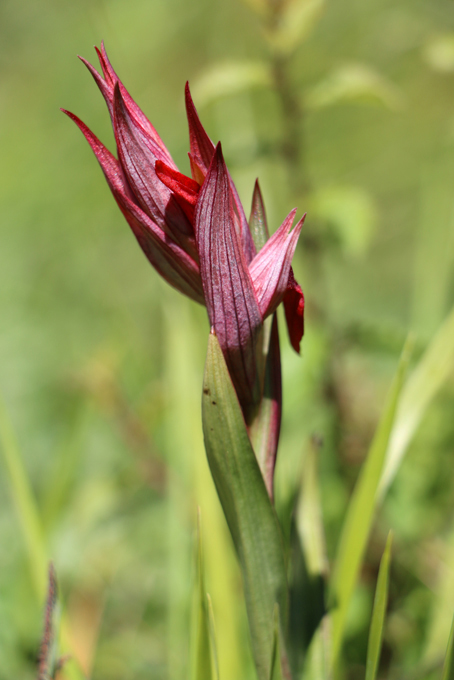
[98,42,172,161]
[185,82,216,174]
[63,109,204,304]
[112,83,196,257]
[79,47,175,168]
[283,268,305,354]
[155,160,200,223]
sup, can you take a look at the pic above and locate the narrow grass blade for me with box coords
[365,533,393,680]
[329,340,411,667]
[442,615,454,680]
[0,397,87,680]
[192,511,218,680]
[202,332,289,680]
[380,305,454,497]
[0,396,47,598]
[206,595,220,680]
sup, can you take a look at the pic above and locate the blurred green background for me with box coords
[1,0,454,678]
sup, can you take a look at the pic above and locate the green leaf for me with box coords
[264,0,326,56]
[305,63,403,111]
[442,615,454,680]
[365,533,393,680]
[191,61,272,107]
[329,339,411,668]
[380,305,454,497]
[202,332,289,680]
[192,511,218,680]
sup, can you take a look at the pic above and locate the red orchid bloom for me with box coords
[62,43,305,421]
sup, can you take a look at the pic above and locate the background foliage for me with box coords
[1,0,454,678]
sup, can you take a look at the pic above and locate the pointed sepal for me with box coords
[249,211,305,319]
[80,43,172,162]
[112,83,194,250]
[195,143,262,421]
[185,82,216,174]
[62,110,204,304]
[249,180,270,253]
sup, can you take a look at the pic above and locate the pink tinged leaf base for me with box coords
[249,314,282,500]
[195,143,262,420]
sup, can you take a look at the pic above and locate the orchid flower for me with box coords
[62,43,305,421]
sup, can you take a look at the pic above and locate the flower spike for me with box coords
[64,43,306,416]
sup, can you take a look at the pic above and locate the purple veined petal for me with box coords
[79,47,176,169]
[62,109,204,304]
[230,176,256,265]
[97,42,172,161]
[78,55,115,118]
[249,210,305,319]
[195,142,263,421]
[185,82,256,262]
[62,109,129,195]
[113,83,197,257]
